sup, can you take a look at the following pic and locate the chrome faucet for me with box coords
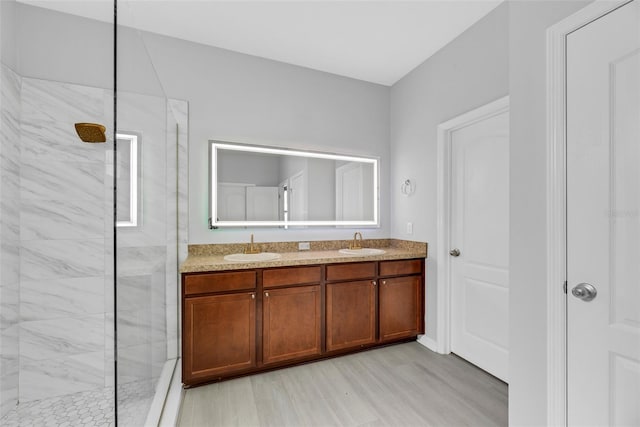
[244,234,261,254]
[349,232,363,250]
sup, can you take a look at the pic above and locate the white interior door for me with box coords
[450,108,509,382]
[288,171,306,221]
[567,1,640,424]
[217,183,248,221]
[246,186,278,221]
[336,162,364,221]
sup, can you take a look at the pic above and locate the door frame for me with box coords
[546,1,631,425]
[435,95,509,355]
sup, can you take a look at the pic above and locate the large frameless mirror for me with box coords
[209,141,379,228]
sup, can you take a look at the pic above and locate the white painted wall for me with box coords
[218,151,280,186]
[1,0,18,70]
[15,3,166,98]
[389,3,509,341]
[508,1,591,425]
[15,4,113,90]
[139,32,390,244]
[15,3,390,244]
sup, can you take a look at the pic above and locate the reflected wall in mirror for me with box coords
[209,141,379,228]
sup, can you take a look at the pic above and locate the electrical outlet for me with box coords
[298,242,311,251]
[406,222,413,234]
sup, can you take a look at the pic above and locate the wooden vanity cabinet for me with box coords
[378,260,425,342]
[183,292,256,383]
[263,285,322,364]
[326,279,377,352]
[262,266,322,365]
[325,262,377,352]
[182,258,425,386]
[182,272,257,384]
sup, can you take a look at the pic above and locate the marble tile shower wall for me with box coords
[0,70,185,416]
[0,64,22,418]
[18,77,111,402]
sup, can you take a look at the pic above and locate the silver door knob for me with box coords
[449,248,461,257]
[571,283,597,302]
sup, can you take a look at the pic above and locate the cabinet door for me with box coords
[263,285,321,364]
[379,276,421,342]
[183,292,256,383]
[326,280,376,352]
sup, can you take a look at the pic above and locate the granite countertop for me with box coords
[180,239,427,273]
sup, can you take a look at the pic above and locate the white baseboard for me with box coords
[417,335,440,353]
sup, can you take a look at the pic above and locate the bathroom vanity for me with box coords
[180,240,426,387]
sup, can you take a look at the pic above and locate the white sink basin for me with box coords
[223,252,282,262]
[338,248,386,256]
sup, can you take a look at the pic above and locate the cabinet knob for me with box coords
[265,292,270,297]
[382,280,386,285]
[372,281,377,286]
[251,293,255,299]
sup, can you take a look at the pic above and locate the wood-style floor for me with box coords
[178,342,508,427]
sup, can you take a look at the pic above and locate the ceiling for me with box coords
[18,0,504,86]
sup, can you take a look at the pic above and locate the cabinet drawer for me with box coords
[263,266,321,288]
[184,271,256,296]
[379,259,422,277]
[326,262,376,281]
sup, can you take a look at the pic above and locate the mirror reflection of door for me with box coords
[217,183,249,221]
[336,162,373,221]
[246,186,278,221]
[211,141,378,226]
[218,183,279,221]
[288,171,307,221]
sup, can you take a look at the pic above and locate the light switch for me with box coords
[406,222,413,234]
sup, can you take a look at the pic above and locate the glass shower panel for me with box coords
[115,3,185,425]
[1,1,116,425]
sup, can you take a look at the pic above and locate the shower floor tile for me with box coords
[0,387,114,427]
[0,380,153,427]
